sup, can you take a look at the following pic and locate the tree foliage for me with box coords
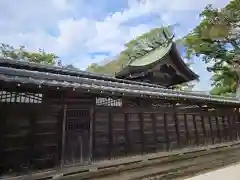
[0,43,60,65]
[183,0,240,95]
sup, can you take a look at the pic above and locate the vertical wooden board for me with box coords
[90,107,95,161]
[215,114,222,142]
[166,113,177,149]
[151,113,157,150]
[230,114,238,140]
[234,112,240,139]
[203,115,212,144]
[177,114,186,136]
[226,115,233,140]
[112,113,125,157]
[128,113,140,130]
[108,111,113,159]
[173,112,180,147]
[163,113,169,150]
[186,114,195,145]
[221,116,228,141]
[192,115,199,146]
[209,115,218,143]
[195,114,203,145]
[124,113,129,155]
[1,106,31,173]
[183,114,190,146]
[208,115,215,144]
[93,110,109,160]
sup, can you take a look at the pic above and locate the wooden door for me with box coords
[64,105,91,165]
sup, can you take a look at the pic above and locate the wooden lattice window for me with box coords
[0,91,42,103]
[96,97,122,107]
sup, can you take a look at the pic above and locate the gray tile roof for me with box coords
[0,57,239,105]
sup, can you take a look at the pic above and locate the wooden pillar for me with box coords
[60,104,67,167]
[108,110,113,159]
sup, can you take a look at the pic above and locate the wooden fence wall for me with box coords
[0,104,62,175]
[92,106,240,160]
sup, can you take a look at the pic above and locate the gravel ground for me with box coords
[185,163,240,180]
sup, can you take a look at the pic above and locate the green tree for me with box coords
[0,43,60,65]
[183,0,240,95]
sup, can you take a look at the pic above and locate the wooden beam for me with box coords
[60,104,67,167]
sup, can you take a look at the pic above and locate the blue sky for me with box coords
[0,0,231,91]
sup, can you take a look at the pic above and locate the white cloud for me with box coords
[0,0,232,90]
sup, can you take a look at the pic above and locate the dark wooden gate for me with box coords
[64,105,91,165]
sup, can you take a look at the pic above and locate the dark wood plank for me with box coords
[29,112,36,167]
[151,113,157,150]
[108,110,113,159]
[138,113,145,154]
[200,115,206,144]
[163,113,169,150]
[89,106,95,162]
[173,112,180,147]
[60,104,67,167]
[192,115,199,146]
[124,113,130,155]
[208,116,214,144]
[221,116,227,141]
[215,116,221,142]
[183,114,189,146]
[226,115,233,140]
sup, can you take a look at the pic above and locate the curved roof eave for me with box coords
[116,42,199,82]
[116,42,172,78]
[171,43,199,81]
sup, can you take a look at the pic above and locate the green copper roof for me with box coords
[129,42,172,67]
